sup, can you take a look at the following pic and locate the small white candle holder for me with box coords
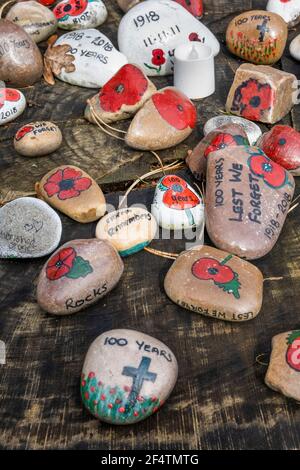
[174,42,215,100]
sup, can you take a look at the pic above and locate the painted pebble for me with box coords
[6,1,57,43]
[96,207,158,257]
[174,0,203,18]
[205,146,295,260]
[226,64,297,124]
[186,123,249,181]
[151,174,204,230]
[0,197,62,259]
[258,125,300,176]
[118,0,220,76]
[35,165,106,223]
[0,20,43,87]
[117,0,140,12]
[203,115,262,146]
[226,10,288,65]
[14,121,62,157]
[44,29,128,88]
[0,88,26,125]
[290,34,300,62]
[53,0,107,30]
[37,239,124,315]
[164,245,263,322]
[267,0,300,27]
[85,64,157,125]
[125,87,197,150]
[265,330,300,402]
[81,329,178,424]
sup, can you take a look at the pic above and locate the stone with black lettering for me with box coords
[53,0,107,31]
[205,146,295,260]
[14,121,63,157]
[164,245,263,322]
[0,87,26,125]
[81,329,178,424]
[37,239,124,315]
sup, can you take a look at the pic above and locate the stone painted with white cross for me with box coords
[81,329,178,424]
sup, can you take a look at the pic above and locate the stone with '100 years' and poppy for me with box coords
[125,87,197,151]
[164,245,263,322]
[85,64,156,125]
[226,64,297,124]
[205,146,295,260]
[14,121,62,157]
[0,88,26,125]
[81,329,178,424]
[37,239,124,315]
[35,165,106,223]
[53,0,107,31]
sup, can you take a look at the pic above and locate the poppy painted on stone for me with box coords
[286,331,300,372]
[159,175,200,210]
[46,247,76,280]
[247,149,291,189]
[204,133,238,158]
[152,89,197,131]
[231,78,274,121]
[144,49,166,73]
[15,125,34,141]
[0,88,21,109]
[259,125,300,171]
[175,0,203,18]
[54,0,88,20]
[189,32,201,41]
[43,167,92,200]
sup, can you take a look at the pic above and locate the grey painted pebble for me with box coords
[203,115,262,146]
[14,121,63,157]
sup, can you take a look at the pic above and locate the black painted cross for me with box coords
[122,356,157,409]
[256,19,270,42]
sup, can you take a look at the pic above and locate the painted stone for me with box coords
[85,64,157,125]
[44,29,128,88]
[267,0,300,27]
[0,197,62,259]
[203,115,262,146]
[126,87,197,150]
[54,0,107,31]
[258,125,300,176]
[0,20,44,87]
[0,88,26,125]
[186,123,249,181]
[226,64,297,124]
[37,239,124,315]
[226,10,288,65]
[151,174,204,230]
[174,0,203,18]
[81,329,178,424]
[164,245,263,322]
[265,330,300,402]
[35,165,106,223]
[14,121,63,157]
[37,0,56,5]
[117,0,141,12]
[6,1,57,43]
[118,0,220,76]
[95,207,158,257]
[205,146,295,260]
[290,34,300,62]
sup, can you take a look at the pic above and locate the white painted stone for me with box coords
[267,0,300,27]
[203,115,262,146]
[118,0,220,76]
[0,88,26,125]
[54,0,107,31]
[290,34,300,61]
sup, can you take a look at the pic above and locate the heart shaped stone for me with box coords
[267,0,300,27]
[81,329,178,424]
[0,88,26,125]
[14,121,62,157]
[203,115,262,146]
[118,0,219,76]
[53,0,107,30]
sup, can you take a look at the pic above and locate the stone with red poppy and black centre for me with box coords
[258,125,300,176]
[81,329,178,424]
[267,0,300,27]
[37,239,124,315]
[290,34,300,61]
[85,64,156,125]
[164,245,263,322]
[186,123,249,181]
[35,165,106,223]
[0,87,26,125]
[125,87,197,151]
[226,10,287,65]
[226,63,297,124]
[14,121,62,157]
[265,330,300,402]
[205,145,295,260]
[54,0,107,31]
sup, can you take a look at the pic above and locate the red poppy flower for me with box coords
[99,64,148,113]
[247,152,288,189]
[15,125,34,142]
[0,88,20,109]
[192,257,235,284]
[38,0,56,5]
[152,89,196,130]
[175,0,203,17]
[204,133,237,158]
[160,175,200,210]
[232,78,274,121]
[189,32,201,41]
[44,167,92,200]
[46,247,76,281]
[151,49,166,66]
[54,0,88,19]
[259,125,300,171]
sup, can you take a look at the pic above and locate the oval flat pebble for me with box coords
[290,34,300,61]
[37,239,124,315]
[81,329,178,424]
[267,0,300,27]
[151,174,204,230]
[205,146,295,260]
[6,0,57,43]
[53,0,107,30]
[35,165,106,223]
[0,197,62,259]
[0,88,26,125]
[204,115,262,146]
[164,245,263,322]
[96,207,158,257]
[14,121,62,157]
